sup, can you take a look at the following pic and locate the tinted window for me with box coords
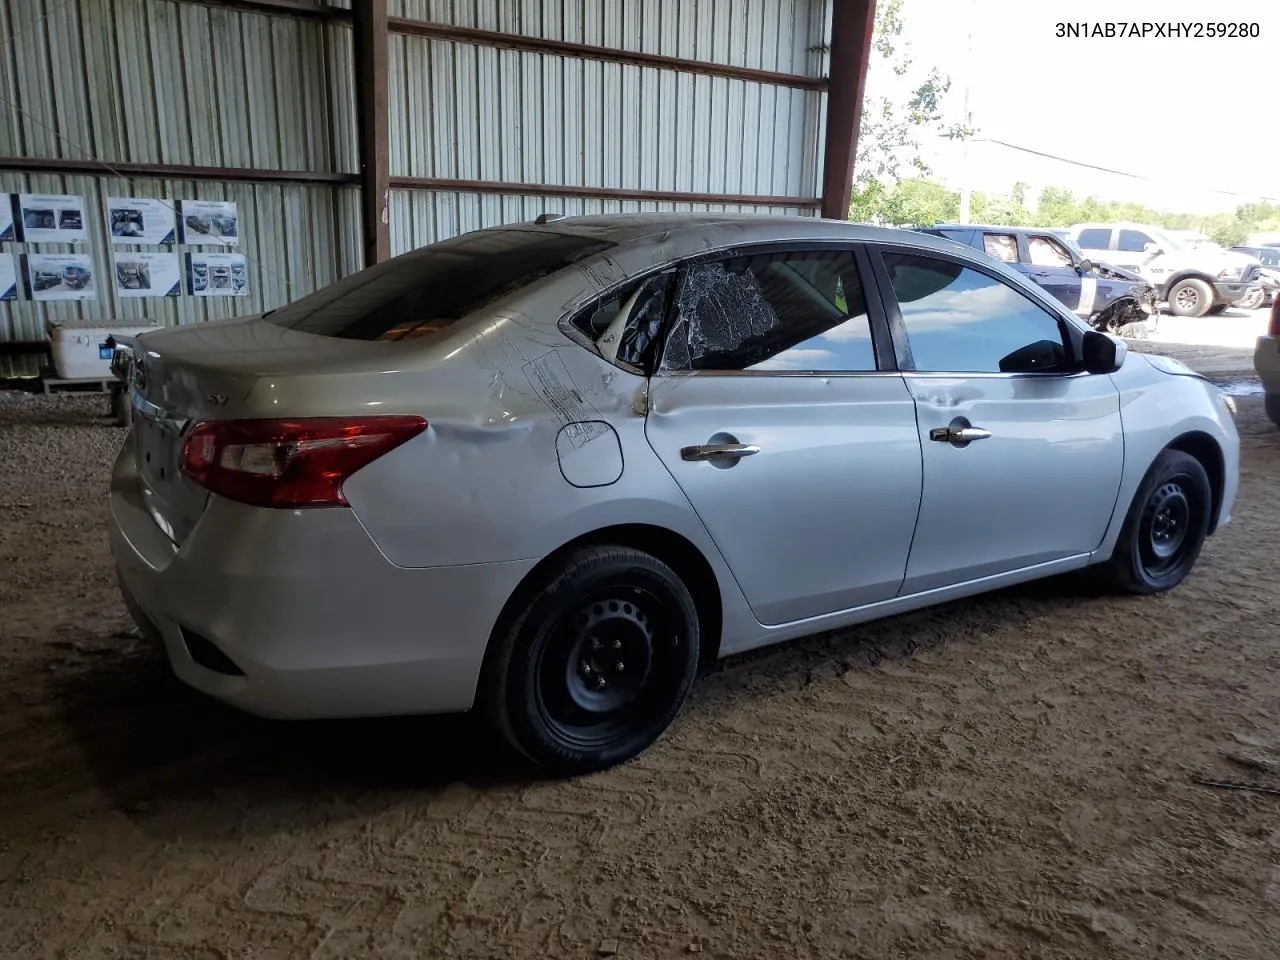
[881,252,1069,374]
[265,229,612,341]
[982,233,1019,263]
[1027,236,1073,267]
[1076,228,1111,250]
[1117,229,1153,253]
[661,250,877,373]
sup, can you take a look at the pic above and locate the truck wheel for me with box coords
[1167,279,1214,318]
[1266,393,1280,426]
[1238,288,1265,310]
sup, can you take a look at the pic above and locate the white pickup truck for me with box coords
[1066,222,1261,318]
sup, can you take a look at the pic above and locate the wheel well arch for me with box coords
[481,523,725,680]
[1160,272,1217,299]
[1165,430,1225,533]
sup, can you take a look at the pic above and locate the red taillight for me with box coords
[180,416,427,508]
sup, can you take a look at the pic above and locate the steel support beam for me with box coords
[820,0,877,220]
[352,0,391,266]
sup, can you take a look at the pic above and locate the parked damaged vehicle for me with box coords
[1068,223,1260,318]
[107,214,1240,775]
[921,224,1158,334]
[1231,245,1280,309]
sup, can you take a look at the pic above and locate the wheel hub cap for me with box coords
[1146,482,1190,560]
[565,599,654,713]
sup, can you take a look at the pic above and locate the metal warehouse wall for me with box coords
[0,0,361,343]
[1,0,839,344]
[383,0,831,254]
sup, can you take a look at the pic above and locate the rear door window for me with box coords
[982,234,1019,263]
[264,229,613,341]
[1076,228,1111,250]
[660,249,878,373]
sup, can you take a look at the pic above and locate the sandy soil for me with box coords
[1,358,1278,960]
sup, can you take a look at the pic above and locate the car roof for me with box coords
[518,212,962,254]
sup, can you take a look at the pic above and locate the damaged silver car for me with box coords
[108,214,1239,774]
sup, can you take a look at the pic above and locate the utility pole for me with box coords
[957,0,975,223]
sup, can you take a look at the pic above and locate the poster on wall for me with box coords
[187,252,247,297]
[0,252,17,301]
[0,196,15,243]
[114,252,181,298]
[106,197,176,245]
[178,200,238,246]
[23,253,97,301]
[17,194,88,243]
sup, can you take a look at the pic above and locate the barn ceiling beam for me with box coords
[821,0,877,220]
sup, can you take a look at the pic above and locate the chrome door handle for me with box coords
[929,424,991,445]
[681,443,761,462]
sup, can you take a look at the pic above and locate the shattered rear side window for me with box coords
[264,229,614,341]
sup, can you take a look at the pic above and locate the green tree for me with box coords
[848,0,966,221]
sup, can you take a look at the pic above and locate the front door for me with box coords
[1024,233,1094,316]
[644,247,924,626]
[872,248,1125,594]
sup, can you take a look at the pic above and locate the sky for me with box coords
[870,0,1279,213]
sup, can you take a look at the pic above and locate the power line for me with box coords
[941,135,1280,203]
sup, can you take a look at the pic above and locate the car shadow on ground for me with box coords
[42,571,1109,842]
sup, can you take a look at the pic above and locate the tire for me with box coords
[484,546,700,774]
[1167,278,1214,318]
[1205,303,1228,316]
[1238,288,1265,311]
[1266,393,1280,426]
[1101,449,1212,595]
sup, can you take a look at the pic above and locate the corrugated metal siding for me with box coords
[0,0,356,172]
[0,174,362,343]
[391,0,824,76]
[389,35,822,200]
[389,188,811,256]
[0,0,361,343]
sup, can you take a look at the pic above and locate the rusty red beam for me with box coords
[390,176,820,209]
[388,18,829,91]
[0,155,358,185]
[353,0,391,266]
[821,0,877,220]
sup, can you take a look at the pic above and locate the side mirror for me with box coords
[999,339,1066,373]
[1082,329,1127,374]
[1077,258,1095,274]
[1143,242,1163,256]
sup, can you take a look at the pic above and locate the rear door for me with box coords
[644,244,924,626]
[868,245,1124,595]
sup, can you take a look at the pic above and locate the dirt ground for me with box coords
[1,345,1278,960]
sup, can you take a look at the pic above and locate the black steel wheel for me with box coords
[485,546,700,774]
[1101,449,1212,594]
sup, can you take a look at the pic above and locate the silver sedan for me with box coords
[108,214,1240,774]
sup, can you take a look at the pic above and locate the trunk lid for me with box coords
[111,315,402,545]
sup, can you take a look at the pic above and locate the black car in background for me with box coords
[920,223,1158,333]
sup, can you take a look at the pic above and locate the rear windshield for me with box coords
[265,228,613,341]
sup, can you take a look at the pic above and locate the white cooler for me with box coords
[46,320,161,380]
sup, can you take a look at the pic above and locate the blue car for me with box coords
[920,224,1158,333]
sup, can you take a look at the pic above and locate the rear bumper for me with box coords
[108,436,536,720]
